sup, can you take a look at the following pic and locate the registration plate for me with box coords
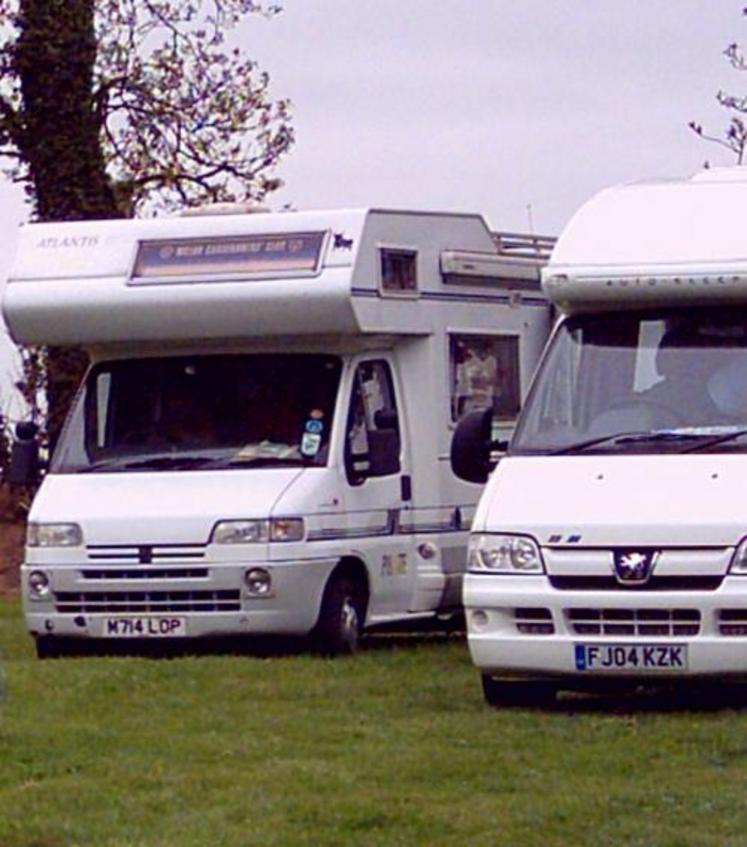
[574,643,688,672]
[103,616,187,638]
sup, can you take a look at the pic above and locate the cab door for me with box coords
[342,357,413,616]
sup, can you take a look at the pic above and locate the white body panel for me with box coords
[467,455,747,679]
[9,207,552,646]
[473,455,747,545]
[467,168,747,687]
[543,168,747,314]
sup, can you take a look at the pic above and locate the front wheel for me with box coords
[34,636,76,660]
[481,674,557,708]
[313,575,365,656]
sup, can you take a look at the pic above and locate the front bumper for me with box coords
[465,573,747,680]
[23,557,338,640]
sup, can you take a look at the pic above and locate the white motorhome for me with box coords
[452,167,747,704]
[5,206,552,657]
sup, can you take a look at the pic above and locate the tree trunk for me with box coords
[13,0,125,444]
[14,0,120,221]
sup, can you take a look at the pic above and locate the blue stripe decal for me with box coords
[350,287,547,306]
[307,524,467,543]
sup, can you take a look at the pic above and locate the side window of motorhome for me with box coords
[345,361,401,484]
[379,248,418,295]
[450,334,520,421]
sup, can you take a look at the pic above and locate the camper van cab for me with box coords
[453,168,747,704]
[5,207,552,657]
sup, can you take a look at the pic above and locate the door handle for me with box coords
[401,474,412,502]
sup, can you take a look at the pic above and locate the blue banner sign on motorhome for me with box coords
[131,232,326,281]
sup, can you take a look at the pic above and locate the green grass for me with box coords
[2,597,747,847]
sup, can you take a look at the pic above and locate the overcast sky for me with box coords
[0,0,744,416]
[247,0,744,233]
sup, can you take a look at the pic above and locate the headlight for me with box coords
[28,570,50,597]
[468,533,544,573]
[211,518,304,544]
[212,520,269,544]
[27,522,83,548]
[730,538,747,573]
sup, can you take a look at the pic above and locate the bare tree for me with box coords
[690,8,747,164]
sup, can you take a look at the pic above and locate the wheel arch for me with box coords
[326,556,370,622]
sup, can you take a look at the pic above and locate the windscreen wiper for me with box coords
[551,430,706,456]
[680,428,747,453]
[115,455,217,471]
[77,453,306,473]
[78,453,219,472]
[211,456,306,469]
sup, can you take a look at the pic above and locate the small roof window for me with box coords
[380,248,418,296]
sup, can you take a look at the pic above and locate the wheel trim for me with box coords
[340,595,359,637]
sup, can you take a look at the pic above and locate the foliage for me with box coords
[0,348,42,485]
[690,6,747,164]
[0,0,294,216]
[13,345,44,427]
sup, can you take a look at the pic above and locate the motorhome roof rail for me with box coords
[491,232,556,262]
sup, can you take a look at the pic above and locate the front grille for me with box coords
[86,544,207,564]
[514,607,554,635]
[81,568,209,581]
[550,576,724,592]
[54,590,240,614]
[566,607,700,637]
[718,609,747,636]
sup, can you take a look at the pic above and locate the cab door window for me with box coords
[345,361,401,484]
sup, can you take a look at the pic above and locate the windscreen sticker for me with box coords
[301,432,322,457]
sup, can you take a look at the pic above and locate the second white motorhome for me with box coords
[5,206,553,657]
[453,167,747,704]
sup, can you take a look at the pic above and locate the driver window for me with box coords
[345,361,401,484]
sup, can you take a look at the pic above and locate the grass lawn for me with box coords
[2,596,747,847]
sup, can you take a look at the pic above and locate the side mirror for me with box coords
[8,421,40,486]
[345,408,402,484]
[367,428,400,476]
[450,408,494,484]
[373,408,398,430]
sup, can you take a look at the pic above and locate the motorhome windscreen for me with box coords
[511,307,747,455]
[51,354,342,473]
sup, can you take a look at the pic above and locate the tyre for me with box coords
[313,574,365,656]
[481,674,557,708]
[34,635,73,659]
